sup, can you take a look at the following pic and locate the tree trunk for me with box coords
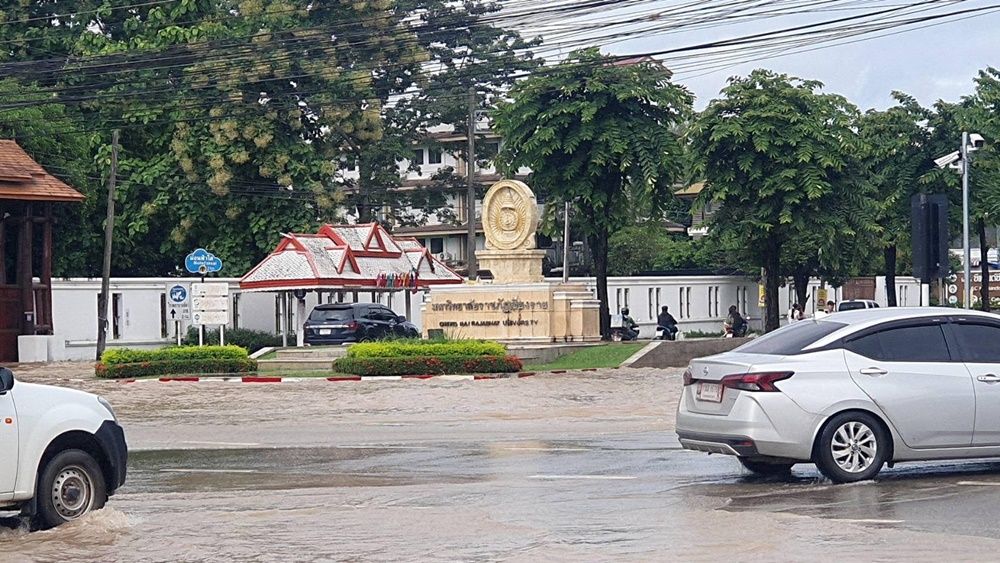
[980,218,990,312]
[590,229,611,340]
[764,237,781,332]
[792,271,809,312]
[884,245,897,307]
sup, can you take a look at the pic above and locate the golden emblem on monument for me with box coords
[482,179,539,251]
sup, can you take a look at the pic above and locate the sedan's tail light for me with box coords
[720,372,793,392]
[683,368,694,386]
[346,320,359,331]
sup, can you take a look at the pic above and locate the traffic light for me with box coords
[911,194,949,283]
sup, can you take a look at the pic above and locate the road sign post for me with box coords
[191,282,230,346]
[166,284,192,345]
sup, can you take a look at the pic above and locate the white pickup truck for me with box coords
[0,367,127,529]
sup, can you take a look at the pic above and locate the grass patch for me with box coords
[257,349,279,360]
[525,343,646,372]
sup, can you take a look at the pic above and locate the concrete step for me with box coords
[257,359,334,372]
[274,346,350,360]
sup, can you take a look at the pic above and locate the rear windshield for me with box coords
[838,301,869,312]
[309,307,354,322]
[735,320,847,355]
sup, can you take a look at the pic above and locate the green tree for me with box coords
[494,48,693,337]
[857,93,932,306]
[691,70,865,331]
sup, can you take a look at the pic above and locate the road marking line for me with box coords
[528,475,636,480]
[836,518,904,524]
[957,481,1000,486]
[179,441,262,447]
[502,447,589,452]
[160,468,258,474]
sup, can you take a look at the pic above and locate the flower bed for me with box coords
[334,355,522,376]
[96,345,254,379]
[96,358,257,379]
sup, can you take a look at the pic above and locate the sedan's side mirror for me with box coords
[0,368,14,394]
[396,316,407,324]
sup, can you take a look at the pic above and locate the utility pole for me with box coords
[466,86,478,280]
[96,130,119,360]
[962,131,972,309]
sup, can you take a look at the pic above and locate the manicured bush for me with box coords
[95,358,257,379]
[100,345,249,365]
[346,340,507,359]
[182,327,291,353]
[334,355,522,376]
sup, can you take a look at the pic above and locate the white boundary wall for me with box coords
[48,275,926,360]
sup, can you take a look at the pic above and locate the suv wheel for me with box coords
[814,412,889,483]
[34,450,107,530]
[738,458,794,476]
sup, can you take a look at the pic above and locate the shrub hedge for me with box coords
[334,355,522,376]
[100,345,248,365]
[346,340,507,359]
[95,358,257,379]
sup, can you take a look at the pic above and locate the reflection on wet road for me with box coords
[7,367,1000,561]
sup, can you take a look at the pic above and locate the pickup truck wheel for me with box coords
[33,450,107,530]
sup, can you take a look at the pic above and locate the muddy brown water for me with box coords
[6,365,1000,561]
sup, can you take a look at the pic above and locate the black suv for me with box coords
[303,303,419,345]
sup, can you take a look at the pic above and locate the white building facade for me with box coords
[37,275,926,361]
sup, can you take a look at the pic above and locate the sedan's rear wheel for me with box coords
[738,458,794,476]
[815,412,889,483]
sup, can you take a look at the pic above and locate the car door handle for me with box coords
[859,367,888,376]
[978,374,1000,384]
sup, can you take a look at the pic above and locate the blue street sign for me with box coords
[168,284,188,304]
[185,248,223,275]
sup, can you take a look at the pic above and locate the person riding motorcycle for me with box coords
[724,305,748,338]
[657,305,678,341]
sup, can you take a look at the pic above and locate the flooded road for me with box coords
[7,366,1000,561]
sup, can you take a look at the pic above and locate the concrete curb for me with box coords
[620,341,660,368]
[118,372,542,384]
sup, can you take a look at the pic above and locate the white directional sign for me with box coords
[166,283,191,321]
[191,282,229,297]
[192,311,229,326]
[192,296,229,311]
[191,282,230,326]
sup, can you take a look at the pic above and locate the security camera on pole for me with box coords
[935,133,985,309]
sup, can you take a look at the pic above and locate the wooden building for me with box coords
[0,141,84,362]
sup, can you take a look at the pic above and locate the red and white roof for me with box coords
[240,223,463,292]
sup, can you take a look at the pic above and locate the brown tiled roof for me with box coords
[0,140,85,202]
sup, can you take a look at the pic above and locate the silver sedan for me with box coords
[676,307,1000,482]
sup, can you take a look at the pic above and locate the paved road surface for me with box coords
[5,365,1000,561]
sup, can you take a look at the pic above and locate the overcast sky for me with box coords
[551,0,1000,111]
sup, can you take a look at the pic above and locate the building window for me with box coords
[232,293,241,329]
[111,293,123,340]
[412,148,425,165]
[616,288,622,311]
[429,237,444,254]
[648,288,654,319]
[686,287,692,318]
[624,288,630,310]
[275,294,283,333]
[656,288,661,314]
[159,293,168,338]
[428,149,442,164]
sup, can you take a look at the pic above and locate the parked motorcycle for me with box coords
[656,325,678,341]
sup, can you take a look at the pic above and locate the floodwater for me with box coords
[6,366,1000,561]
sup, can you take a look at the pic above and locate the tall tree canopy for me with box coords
[691,70,868,331]
[494,48,693,337]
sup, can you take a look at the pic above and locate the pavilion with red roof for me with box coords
[240,223,463,345]
[0,141,85,362]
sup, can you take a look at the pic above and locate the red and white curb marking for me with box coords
[117,372,555,384]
